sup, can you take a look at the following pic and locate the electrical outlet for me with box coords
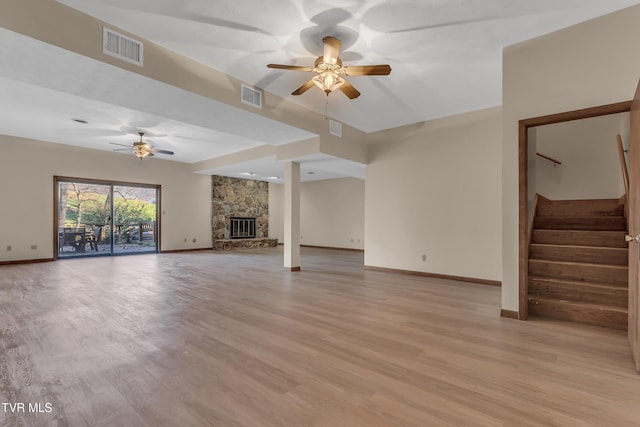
[184,238,187,243]
[350,238,354,243]
[421,254,427,261]
[30,245,37,250]
[6,245,11,251]
[192,238,197,243]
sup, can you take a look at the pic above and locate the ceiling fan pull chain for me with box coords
[325,95,329,120]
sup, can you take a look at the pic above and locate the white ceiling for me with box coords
[2,1,640,181]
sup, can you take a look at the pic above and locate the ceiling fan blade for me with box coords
[267,64,313,72]
[339,81,361,99]
[151,148,174,155]
[292,79,316,96]
[322,36,341,65]
[109,142,132,147]
[112,148,132,152]
[344,64,392,76]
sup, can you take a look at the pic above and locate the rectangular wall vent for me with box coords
[241,84,263,109]
[103,27,144,67]
[329,119,342,137]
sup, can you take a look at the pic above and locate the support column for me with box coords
[283,161,301,271]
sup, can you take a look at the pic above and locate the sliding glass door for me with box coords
[56,178,159,258]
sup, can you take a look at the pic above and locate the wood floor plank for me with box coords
[1,247,640,426]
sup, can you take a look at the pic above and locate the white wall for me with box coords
[269,177,365,250]
[365,107,502,282]
[534,113,627,200]
[502,4,640,311]
[0,135,212,262]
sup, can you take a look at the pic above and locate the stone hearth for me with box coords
[213,238,278,250]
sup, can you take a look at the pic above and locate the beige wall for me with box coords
[268,182,284,242]
[534,113,627,200]
[365,107,502,281]
[502,4,640,311]
[269,177,365,250]
[0,135,212,262]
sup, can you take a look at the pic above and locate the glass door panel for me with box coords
[57,181,112,258]
[113,185,157,254]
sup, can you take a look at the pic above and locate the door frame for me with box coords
[629,84,640,371]
[53,176,162,259]
[517,101,632,320]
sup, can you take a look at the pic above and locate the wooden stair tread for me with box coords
[531,230,627,248]
[529,243,627,266]
[528,276,628,307]
[533,215,626,231]
[528,295,627,312]
[529,243,627,250]
[528,259,628,270]
[528,259,628,286]
[528,296,628,330]
[538,213,624,216]
[536,212,624,218]
[528,276,627,290]
[536,198,624,217]
[537,213,624,218]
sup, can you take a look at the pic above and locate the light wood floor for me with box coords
[1,247,639,426]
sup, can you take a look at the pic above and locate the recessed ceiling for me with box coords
[55,0,640,132]
[0,27,316,165]
[205,154,365,183]
[2,1,640,182]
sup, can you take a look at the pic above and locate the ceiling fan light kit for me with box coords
[133,132,154,158]
[311,54,345,94]
[133,142,153,158]
[267,36,391,99]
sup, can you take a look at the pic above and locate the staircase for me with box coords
[528,197,628,330]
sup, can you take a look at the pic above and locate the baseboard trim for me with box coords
[0,257,55,266]
[287,266,301,272]
[160,247,213,254]
[500,309,519,320]
[301,244,364,252]
[364,265,501,287]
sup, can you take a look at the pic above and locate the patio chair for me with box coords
[87,226,102,251]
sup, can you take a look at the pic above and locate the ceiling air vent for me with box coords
[329,119,342,138]
[241,84,262,109]
[103,27,143,67]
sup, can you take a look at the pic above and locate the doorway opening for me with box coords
[518,101,632,320]
[55,177,160,258]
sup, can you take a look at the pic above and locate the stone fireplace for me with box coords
[211,176,277,250]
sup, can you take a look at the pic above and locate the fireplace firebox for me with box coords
[230,217,256,239]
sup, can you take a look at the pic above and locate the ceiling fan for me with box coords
[267,36,391,99]
[110,132,174,159]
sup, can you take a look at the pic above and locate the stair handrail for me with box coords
[536,152,562,167]
[527,194,551,250]
[527,194,539,251]
[616,134,629,225]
